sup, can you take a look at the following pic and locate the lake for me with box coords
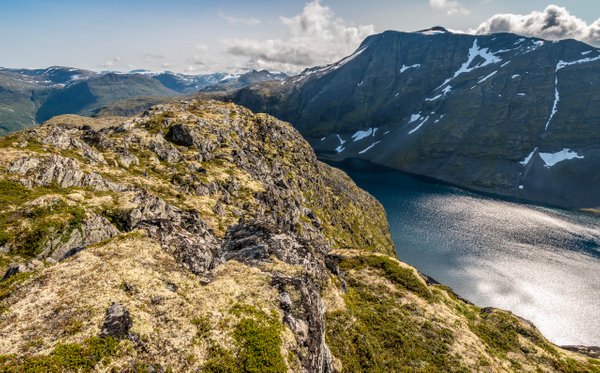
[343,167,600,346]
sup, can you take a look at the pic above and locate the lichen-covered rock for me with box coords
[99,302,132,340]
[0,99,596,372]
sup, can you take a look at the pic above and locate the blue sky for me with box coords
[1,0,598,73]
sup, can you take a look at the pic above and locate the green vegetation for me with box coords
[11,200,86,258]
[202,344,240,373]
[198,305,286,373]
[234,315,286,373]
[0,271,31,303]
[339,255,431,299]
[191,315,211,340]
[0,337,119,372]
[0,182,87,257]
[326,260,467,372]
[0,180,32,211]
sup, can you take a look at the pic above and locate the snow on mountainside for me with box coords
[230,29,600,209]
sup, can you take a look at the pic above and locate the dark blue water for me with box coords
[345,168,600,346]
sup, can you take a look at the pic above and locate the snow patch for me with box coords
[358,141,381,154]
[426,85,452,101]
[539,149,584,168]
[544,72,560,130]
[351,128,377,142]
[436,39,501,89]
[512,74,520,79]
[400,64,421,73]
[520,147,538,166]
[478,70,497,84]
[408,116,430,134]
[409,114,422,123]
[425,94,442,102]
[335,134,346,153]
[557,55,600,70]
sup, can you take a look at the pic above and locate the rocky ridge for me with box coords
[0,99,597,371]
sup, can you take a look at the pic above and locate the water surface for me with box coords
[345,168,600,346]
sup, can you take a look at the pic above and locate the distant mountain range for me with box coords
[0,67,287,134]
[230,27,600,209]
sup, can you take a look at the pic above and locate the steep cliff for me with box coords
[0,100,597,371]
[231,29,600,210]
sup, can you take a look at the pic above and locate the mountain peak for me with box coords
[417,26,451,35]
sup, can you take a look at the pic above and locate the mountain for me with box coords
[128,70,287,94]
[0,99,596,371]
[201,70,288,92]
[0,67,286,135]
[230,28,600,210]
[35,73,180,123]
[0,66,95,134]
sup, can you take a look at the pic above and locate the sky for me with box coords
[0,0,599,74]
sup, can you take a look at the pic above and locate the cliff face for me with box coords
[231,29,600,210]
[0,100,597,371]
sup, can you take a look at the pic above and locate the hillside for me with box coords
[231,28,600,210]
[0,99,597,371]
[0,68,287,135]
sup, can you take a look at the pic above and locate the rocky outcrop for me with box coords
[99,303,132,340]
[8,154,124,192]
[0,99,595,372]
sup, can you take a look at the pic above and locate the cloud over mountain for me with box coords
[225,0,375,73]
[473,5,600,46]
[429,0,469,15]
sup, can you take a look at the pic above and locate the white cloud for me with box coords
[429,0,470,15]
[224,0,375,73]
[142,53,164,63]
[219,12,261,26]
[473,5,600,45]
[100,57,122,68]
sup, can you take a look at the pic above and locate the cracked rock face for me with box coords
[9,154,123,192]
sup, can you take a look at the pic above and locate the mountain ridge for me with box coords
[229,29,600,210]
[0,67,287,135]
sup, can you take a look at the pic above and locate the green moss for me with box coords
[8,200,86,258]
[200,305,286,373]
[339,255,431,300]
[470,311,520,356]
[234,316,286,373]
[191,315,211,340]
[0,181,31,211]
[202,344,240,373]
[0,336,119,372]
[0,271,32,302]
[326,271,467,372]
[469,309,557,359]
